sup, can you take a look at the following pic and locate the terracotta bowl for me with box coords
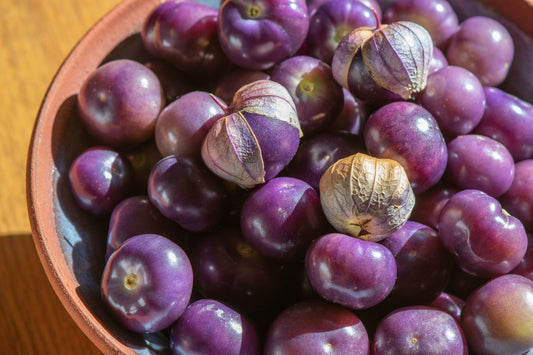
[26,0,533,353]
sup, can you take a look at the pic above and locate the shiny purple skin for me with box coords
[428,47,448,75]
[306,0,378,64]
[438,189,528,278]
[429,292,465,324]
[77,59,164,149]
[264,299,370,355]
[68,147,134,215]
[446,134,515,197]
[330,88,369,137]
[410,182,459,230]
[473,86,533,162]
[100,234,193,333]
[105,195,187,260]
[240,177,328,262]
[190,226,284,316]
[511,234,533,281]
[286,131,365,190]
[446,16,514,87]
[270,55,343,135]
[148,155,228,232]
[142,0,230,79]
[307,0,382,19]
[416,65,486,138]
[141,0,186,56]
[380,221,454,308]
[212,68,271,105]
[141,0,184,55]
[305,233,397,310]
[382,0,459,50]
[501,159,533,232]
[243,112,301,181]
[460,274,533,355]
[217,0,309,70]
[155,91,227,157]
[169,299,261,355]
[364,101,447,194]
[372,306,468,355]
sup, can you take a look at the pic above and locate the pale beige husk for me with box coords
[362,21,433,99]
[232,79,302,137]
[331,28,374,89]
[319,153,415,242]
[201,112,265,189]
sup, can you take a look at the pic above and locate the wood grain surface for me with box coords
[0,0,120,353]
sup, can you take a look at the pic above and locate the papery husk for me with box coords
[331,28,374,89]
[201,112,265,189]
[202,79,303,189]
[232,79,303,137]
[362,21,433,99]
[319,153,415,242]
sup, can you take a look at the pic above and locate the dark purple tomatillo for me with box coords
[305,232,397,309]
[170,299,261,355]
[306,0,378,64]
[105,195,189,260]
[372,306,468,354]
[77,59,164,149]
[217,0,309,70]
[364,101,447,194]
[69,146,134,215]
[148,155,229,232]
[270,55,344,135]
[264,299,370,354]
[155,91,227,157]
[240,176,328,262]
[191,226,285,316]
[461,274,533,355]
[100,234,193,333]
[438,189,528,278]
[142,0,230,79]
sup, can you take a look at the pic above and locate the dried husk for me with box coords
[201,112,265,189]
[331,28,374,89]
[319,153,415,242]
[232,79,303,137]
[362,21,433,99]
[201,79,302,189]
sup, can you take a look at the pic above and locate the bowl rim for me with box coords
[26,0,162,353]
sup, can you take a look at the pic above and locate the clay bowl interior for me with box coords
[26,0,533,353]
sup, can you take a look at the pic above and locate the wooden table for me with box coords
[0,1,120,353]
